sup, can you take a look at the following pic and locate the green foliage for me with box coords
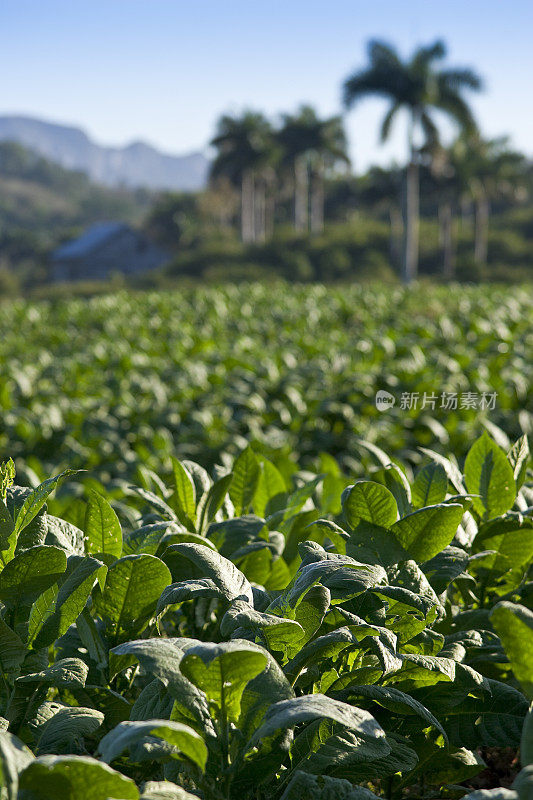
[0,429,530,799]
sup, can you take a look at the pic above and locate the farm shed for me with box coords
[50,221,169,282]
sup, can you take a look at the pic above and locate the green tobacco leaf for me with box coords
[28,556,106,649]
[83,490,122,561]
[464,432,516,517]
[249,694,386,752]
[522,703,533,767]
[0,546,67,606]
[440,678,528,749]
[179,640,268,723]
[96,554,171,641]
[335,683,447,739]
[474,515,533,575]
[98,719,207,770]
[508,434,530,490]
[0,616,26,679]
[346,520,408,568]
[109,638,196,683]
[422,546,470,594]
[220,599,305,659]
[280,771,380,799]
[230,445,261,516]
[161,542,253,603]
[491,602,533,699]
[412,462,448,507]
[17,658,88,689]
[197,472,232,533]
[18,754,139,800]
[35,706,104,755]
[0,731,34,800]
[13,471,79,537]
[0,498,16,567]
[170,457,197,528]
[140,781,200,800]
[254,459,287,518]
[284,627,358,684]
[342,481,398,529]
[373,463,412,518]
[390,503,465,562]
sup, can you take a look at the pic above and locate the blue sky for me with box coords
[2,0,532,171]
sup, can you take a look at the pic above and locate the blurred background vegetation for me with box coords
[1,38,533,296]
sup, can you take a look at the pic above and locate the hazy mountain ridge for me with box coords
[0,115,209,191]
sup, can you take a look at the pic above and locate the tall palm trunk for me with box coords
[403,115,419,283]
[254,179,266,243]
[474,192,489,267]
[310,162,324,234]
[389,206,403,270]
[294,156,309,233]
[241,170,255,243]
[440,201,455,280]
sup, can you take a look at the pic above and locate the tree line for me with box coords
[208,39,528,283]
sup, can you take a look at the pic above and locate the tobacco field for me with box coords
[0,283,532,800]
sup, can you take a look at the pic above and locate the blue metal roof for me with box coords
[53,222,128,259]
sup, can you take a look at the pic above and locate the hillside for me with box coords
[0,115,209,191]
[0,140,154,279]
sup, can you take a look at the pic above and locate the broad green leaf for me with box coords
[0,616,26,680]
[254,459,287,518]
[0,546,66,606]
[28,556,106,649]
[280,771,380,799]
[0,499,16,568]
[230,446,260,516]
[390,503,465,562]
[464,432,516,517]
[13,470,79,537]
[196,472,232,533]
[342,481,398,529]
[96,554,171,641]
[161,542,253,604]
[18,754,139,800]
[83,490,122,561]
[140,781,200,800]
[439,678,528,749]
[284,626,359,684]
[16,658,88,689]
[412,462,448,507]
[0,730,34,800]
[98,719,207,770]
[508,434,530,490]
[35,706,104,755]
[170,458,197,529]
[220,599,305,659]
[522,703,533,767]
[374,463,412,517]
[418,447,465,492]
[491,602,533,698]
[474,515,533,574]
[179,640,268,723]
[249,694,386,752]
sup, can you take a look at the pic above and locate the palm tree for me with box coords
[343,39,482,282]
[277,106,350,234]
[210,112,274,243]
[451,135,526,267]
[359,166,404,270]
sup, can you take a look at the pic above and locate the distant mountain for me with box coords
[0,115,209,191]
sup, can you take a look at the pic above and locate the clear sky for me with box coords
[2,0,532,171]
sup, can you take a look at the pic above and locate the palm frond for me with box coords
[380,102,401,142]
[439,68,483,92]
